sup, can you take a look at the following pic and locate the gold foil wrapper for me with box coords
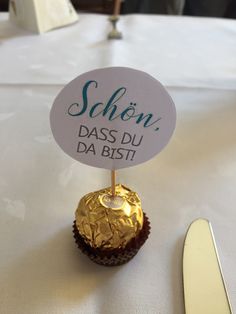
[75,184,143,249]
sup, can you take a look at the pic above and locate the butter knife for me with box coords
[183,219,232,314]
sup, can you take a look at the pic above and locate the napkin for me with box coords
[9,0,78,34]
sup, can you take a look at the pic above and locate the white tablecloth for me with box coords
[0,13,236,314]
[1,13,236,89]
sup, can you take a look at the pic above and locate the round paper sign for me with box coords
[50,67,176,170]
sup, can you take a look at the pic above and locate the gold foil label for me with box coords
[99,194,125,209]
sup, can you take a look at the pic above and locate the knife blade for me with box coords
[183,218,232,314]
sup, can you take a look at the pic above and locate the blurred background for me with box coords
[0,0,236,18]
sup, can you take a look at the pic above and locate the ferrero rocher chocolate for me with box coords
[75,184,143,249]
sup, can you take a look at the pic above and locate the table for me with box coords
[0,13,236,314]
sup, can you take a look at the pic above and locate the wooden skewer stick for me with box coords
[111,170,116,197]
